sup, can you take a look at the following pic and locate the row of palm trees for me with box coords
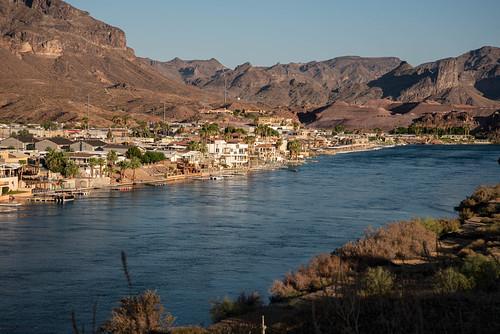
[86,151,142,183]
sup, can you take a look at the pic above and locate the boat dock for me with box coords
[28,189,90,203]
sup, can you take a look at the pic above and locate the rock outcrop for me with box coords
[0,0,213,124]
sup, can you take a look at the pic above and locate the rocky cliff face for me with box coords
[158,56,402,109]
[1,0,128,57]
[0,0,213,124]
[367,46,500,106]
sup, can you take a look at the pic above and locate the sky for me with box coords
[65,0,500,68]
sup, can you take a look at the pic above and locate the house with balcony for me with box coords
[207,140,248,168]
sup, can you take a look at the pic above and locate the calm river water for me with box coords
[0,145,499,333]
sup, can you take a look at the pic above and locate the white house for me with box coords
[207,140,248,168]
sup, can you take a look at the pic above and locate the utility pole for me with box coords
[223,68,227,107]
[261,315,267,334]
[87,94,90,134]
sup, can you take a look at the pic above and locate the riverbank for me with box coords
[179,184,500,334]
[3,143,397,205]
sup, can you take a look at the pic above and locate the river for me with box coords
[0,145,499,333]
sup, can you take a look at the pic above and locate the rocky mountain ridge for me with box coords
[0,0,498,132]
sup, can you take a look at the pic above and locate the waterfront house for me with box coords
[0,163,20,193]
[207,140,248,168]
[255,143,278,163]
[0,136,38,150]
[35,137,73,152]
[70,139,107,152]
[67,152,103,177]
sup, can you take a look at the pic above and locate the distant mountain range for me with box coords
[0,0,499,131]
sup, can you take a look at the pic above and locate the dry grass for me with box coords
[270,254,350,301]
[336,220,437,265]
[100,290,174,334]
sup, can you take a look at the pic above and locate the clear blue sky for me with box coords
[66,0,500,68]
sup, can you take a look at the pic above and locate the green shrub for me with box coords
[362,267,394,296]
[434,267,472,293]
[210,292,263,323]
[141,151,166,164]
[419,218,461,236]
[461,254,500,291]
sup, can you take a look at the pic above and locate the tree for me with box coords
[16,129,31,137]
[200,123,220,140]
[63,161,80,178]
[107,150,118,176]
[18,160,26,185]
[160,121,171,136]
[45,148,67,174]
[129,157,142,184]
[255,125,279,138]
[287,140,302,159]
[126,146,142,160]
[133,120,151,138]
[101,290,175,334]
[97,157,106,177]
[89,157,98,178]
[121,114,131,129]
[244,135,256,145]
[331,125,345,136]
[187,141,207,153]
[111,116,122,128]
[141,151,166,164]
[106,128,113,140]
[81,117,89,130]
[117,160,130,181]
[42,121,58,131]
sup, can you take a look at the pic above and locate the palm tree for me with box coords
[89,157,98,178]
[106,150,118,176]
[117,160,130,181]
[122,114,131,129]
[112,116,122,128]
[160,121,171,136]
[129,157,142,184]
[18,160,26,187]
[82,117,89,131]
[97,157,106,177]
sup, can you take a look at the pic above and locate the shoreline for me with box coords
[4,142,496,205]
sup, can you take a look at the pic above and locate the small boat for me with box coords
[288,168,299,173]
[0,207,18,213]
[209,176,224,180]
[112,186,133,192]
[0,202,22,207]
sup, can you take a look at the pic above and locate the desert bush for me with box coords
[419,217,461,236]
[456,185,500,221]
[210,292,263,323]
[434,267,472,293]
[461,254,500,291]
[269,254,350,301]
[100,290,174,334]
[362,267,394,296]
[336,220,436,264]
